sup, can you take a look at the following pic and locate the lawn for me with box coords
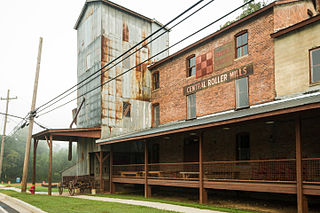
[3,183,59,193]
[90,193,256,213]
[0,190,176,213]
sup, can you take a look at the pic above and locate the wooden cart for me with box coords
[58,175,95,196]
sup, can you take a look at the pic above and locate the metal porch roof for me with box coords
[97,91,320,145]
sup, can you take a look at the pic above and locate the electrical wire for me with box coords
[34,0,208,113]
[35,0,218,115]
[0,112,25,120]
[37,0,254,117]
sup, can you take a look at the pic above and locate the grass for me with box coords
[0,189,176,213]
[3,183,59,192]
[90,193,257,213]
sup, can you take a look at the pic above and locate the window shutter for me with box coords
[236,77,249,109]
[187,94,196,119]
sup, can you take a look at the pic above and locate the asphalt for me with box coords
[0,185,223,213]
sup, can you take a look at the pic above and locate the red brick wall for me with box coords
[151,11,275,125]
[274,0,316,30]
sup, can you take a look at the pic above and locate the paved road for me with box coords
[0,201,19,213]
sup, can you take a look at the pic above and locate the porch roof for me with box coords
[32,127,101,142]
[97,92,320,145]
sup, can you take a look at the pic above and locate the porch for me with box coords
[97,98,320,212]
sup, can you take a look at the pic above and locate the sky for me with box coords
[0,0,269,137]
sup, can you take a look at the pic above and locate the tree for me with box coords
[220,0,267,28]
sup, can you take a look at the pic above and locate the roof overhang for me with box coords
[97,92,320,145]
[32,128,101,142]
[74,0,164,30]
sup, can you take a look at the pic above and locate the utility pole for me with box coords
[0,90,17,179]
[21,37,43,192]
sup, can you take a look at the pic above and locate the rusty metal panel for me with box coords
[76,2,169,139]
[77,2,102,128]
[150,22,169,62]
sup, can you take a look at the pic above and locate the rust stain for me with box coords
[142,31,147,47]
[108,126,112,134]
[136,49,141,72]
[122,21,129,42]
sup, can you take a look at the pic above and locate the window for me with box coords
[152,104,160,127]
[187,93,196,119]
[186,55,196,77]
[310,47,320,83]
[236,31,248,58]
[236,133,250,160]
[153,72,159,90]
[123,102,131,118]
[235,77,249,109]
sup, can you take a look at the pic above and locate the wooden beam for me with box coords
[68,141,72,161]
[44,136,50,148]
[100,151,104,192]
[32,140,38,186]
[95,153,100,162]
[144,141,150,198]
[199,131,207,204]
[109,148,114,194]
[102,153,110,163]
[296,115,307,213]
[48,135,52,196]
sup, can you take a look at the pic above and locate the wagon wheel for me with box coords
[68,181,75,196]
[58,182,63,195]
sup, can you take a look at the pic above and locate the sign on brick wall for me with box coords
[214,42,234,71]
[183,63,253,96]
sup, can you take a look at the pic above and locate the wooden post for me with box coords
[0,89,17,179]
[296,115,307,213]
[199,131,207,204]
[48,135,52,196]
[21,37,43,193]
[109,148,114,194]
[144,141,150,198]
[32,140,38,186]
[100,151,104,192]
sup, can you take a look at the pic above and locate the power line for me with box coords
[0,112,25,120]
[37,0,253,117]
[36,0,218,115]
[35,0,208,113]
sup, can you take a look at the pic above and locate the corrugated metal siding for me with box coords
[76,2,169,137]
[77,3,102,128]
[100,3,167,139]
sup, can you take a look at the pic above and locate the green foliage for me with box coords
[0,129,77,183]
[220,0,267,29]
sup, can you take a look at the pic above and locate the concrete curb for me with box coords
[0,193,46,213]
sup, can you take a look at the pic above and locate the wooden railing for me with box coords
[112,158,320,182]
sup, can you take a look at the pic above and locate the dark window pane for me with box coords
[123,102,131,117]
[187,56,196,77]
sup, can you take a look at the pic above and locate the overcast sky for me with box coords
[0,0,269,136]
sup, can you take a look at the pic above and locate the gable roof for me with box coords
[74,0,163,30]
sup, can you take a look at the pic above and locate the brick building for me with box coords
[33,0,320,212]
